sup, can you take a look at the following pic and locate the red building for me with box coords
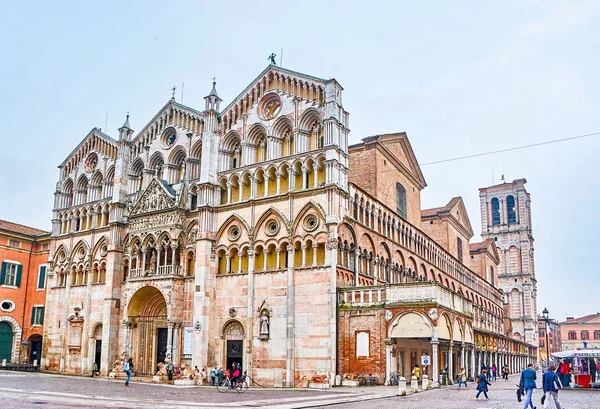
[0,219,50,364]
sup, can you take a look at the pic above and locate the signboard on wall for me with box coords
[421,355,431,366]
[183,327,193,355]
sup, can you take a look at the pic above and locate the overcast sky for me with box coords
[1,1,598,321]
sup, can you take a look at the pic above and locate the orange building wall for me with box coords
[0,230,50,363]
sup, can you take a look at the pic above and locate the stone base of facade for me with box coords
[309,382,331,389]
[341,380,360,387]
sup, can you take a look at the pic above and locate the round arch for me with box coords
[388,311,433,339]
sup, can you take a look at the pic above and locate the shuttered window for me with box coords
[396,182,407,220]
[37,265,47,289]
[0,262,21,287]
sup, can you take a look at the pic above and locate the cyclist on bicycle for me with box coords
[230,362,242,387]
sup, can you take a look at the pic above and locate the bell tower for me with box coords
[479,178,538,347]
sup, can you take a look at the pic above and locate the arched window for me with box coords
[396,182,407,220]
[506,195,516,225]
[491,197,500,226]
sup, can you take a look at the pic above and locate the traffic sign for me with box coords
[421,355,431,366]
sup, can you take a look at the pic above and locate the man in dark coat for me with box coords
[519,363,537,409]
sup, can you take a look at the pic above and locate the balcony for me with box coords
[339,281,473,317]
[128,265,182,280]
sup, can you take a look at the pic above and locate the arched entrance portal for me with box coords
[28,334,42,363]
[0,322,13,363]
[128,286,168,375]
[223,320,245,371]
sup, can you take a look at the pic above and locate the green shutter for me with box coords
[15,264,22,287]
[0,262,6,285]
[38,266,46,289]
[31,308,36,325]
[40,307,45,325]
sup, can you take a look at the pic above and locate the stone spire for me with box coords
[118,113,133,141]
[204,77,222,111]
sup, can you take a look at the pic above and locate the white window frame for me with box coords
[32,304,44,326]
[2,260,21,288]
[37,264,48,290]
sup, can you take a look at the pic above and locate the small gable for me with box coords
[130,178,177,216]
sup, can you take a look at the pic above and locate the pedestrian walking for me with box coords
[491,364,497,381]
[558,360,570,388]
[519,363,537,409]
[210,366,217,386]
[457,366,467,389]
[124,358,133,387]
[412,364,421,380]
[542,365,563,409]
[502,364,510,381]
[475,369,491,400]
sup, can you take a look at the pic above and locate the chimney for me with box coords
[566,317,574,321]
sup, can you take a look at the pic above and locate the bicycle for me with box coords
[216,375,249,393]
[388,372,400,386]
[357,374,379,386]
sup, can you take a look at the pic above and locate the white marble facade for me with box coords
[43,65,350,387]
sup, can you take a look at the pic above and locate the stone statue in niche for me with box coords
[259,310,270,339]
[149,250,157,272]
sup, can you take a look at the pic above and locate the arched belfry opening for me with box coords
[127,286,168,375]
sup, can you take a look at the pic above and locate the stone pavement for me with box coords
[0,371,395,409]
[1,371,598,409]
[320,373,600,409]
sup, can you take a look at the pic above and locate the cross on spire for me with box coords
[171,85,177,100]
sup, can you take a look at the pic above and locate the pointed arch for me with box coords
[190,139,202,159]
[92,236,109,260]
[70,239,90,260]
[215,214,252,243]
[53,243,70,264]
[130,157,145,175]
[291,200,327,234]
[148,151,164,169]
[252,207,290,238]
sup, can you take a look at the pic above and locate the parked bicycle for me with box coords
[216,374,248,393]
[357,374,379,386]
[388,372,400,386]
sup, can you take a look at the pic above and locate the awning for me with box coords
[551,349,600,359]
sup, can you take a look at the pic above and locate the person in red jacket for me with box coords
[558,360,570,388]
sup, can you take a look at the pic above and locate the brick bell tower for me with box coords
[479,178,538,348]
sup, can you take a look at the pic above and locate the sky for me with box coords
[0,0,598,321]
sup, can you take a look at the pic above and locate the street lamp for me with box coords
[542,308,551,368]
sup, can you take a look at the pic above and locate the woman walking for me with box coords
[124,358,133,387]
[476,369,491,400]
[457,366,467,389]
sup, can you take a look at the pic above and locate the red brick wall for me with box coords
[338,308,386,380]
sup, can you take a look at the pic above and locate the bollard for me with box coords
[398,376,407,396]
[1,359,5,367]
[335,374,342,386]
[33,359,38,367]
[422,374,429,390]
[410,375,419,392]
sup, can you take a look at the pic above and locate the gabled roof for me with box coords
[221,64,332,115]
[560,313,600,325]
[59,127,117,167]
[349,132,427,189]
[0,219,49,237]
[131,100,204,144]
[421,196,474,237]
[469,238,500,264]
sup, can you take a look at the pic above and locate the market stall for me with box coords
[551,349,600,388]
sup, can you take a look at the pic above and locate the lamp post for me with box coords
[542,308,551,368]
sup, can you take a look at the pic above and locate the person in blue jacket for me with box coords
[519,363,537,409]
[476,369,492,400]
[542,365,563,409]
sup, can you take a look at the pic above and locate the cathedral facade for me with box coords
[43,64,536,386]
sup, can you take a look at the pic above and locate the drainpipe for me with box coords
[20,236,35,363]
